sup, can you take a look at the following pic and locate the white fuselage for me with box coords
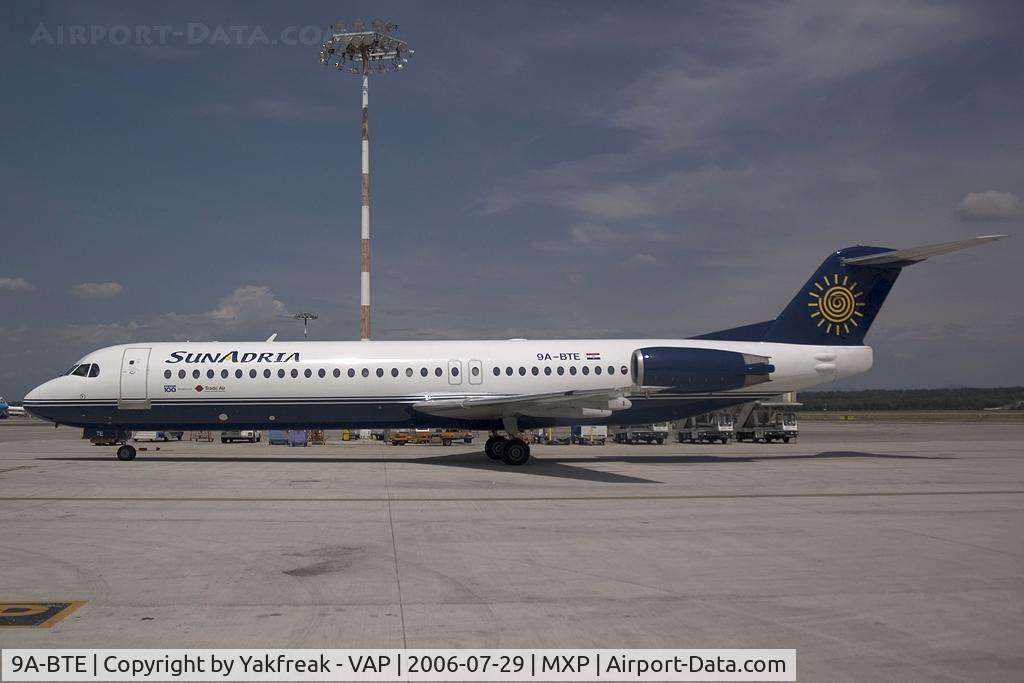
[23,339,871,430]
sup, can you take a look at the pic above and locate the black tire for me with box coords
[720,437,728,444]
[656,438,664,445]
[176,434,183,441]
[501,439,530,466]
[442,438,452,446]
[116,445,136,461]
[783,437,790,443]
[464,438,472,444]
[484,436,506,460]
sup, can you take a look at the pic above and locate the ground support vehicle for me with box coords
[612,423,669,444]
[390,428,473,446]
[220,430,261,443]
[572,425,608,445]
[734,396,800,443]
[677,412,734,444]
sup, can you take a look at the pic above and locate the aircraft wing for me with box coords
[413,387,642,420]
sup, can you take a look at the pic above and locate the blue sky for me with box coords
[1,0,1022,398]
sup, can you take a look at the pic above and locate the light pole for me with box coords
[320,19,413,341]
[293,312,318,340]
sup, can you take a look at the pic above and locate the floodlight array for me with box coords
[320,19,413,74]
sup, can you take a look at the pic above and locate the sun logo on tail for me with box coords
[807,274,865,335]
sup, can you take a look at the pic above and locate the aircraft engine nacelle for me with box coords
[631,347,774,391]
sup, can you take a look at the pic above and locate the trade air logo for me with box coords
[808,274,865,336]
[165,351,300,364]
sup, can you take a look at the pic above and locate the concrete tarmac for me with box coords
[1,419,1021,681]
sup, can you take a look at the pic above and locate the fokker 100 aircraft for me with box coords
[24,236,1004,465]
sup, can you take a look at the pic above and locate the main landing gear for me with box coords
[115,444,137,461]
[484,418,531,466]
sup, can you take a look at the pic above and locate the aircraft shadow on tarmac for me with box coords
[42,449,951,485]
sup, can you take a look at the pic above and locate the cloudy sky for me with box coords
[1,0,1022,398]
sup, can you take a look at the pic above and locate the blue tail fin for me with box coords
[763,246,900,345]
[693,236,1005,346]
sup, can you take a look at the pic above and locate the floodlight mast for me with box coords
[320,21,413,341]
[293,312,318,340]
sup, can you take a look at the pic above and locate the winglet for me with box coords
[841,234,1007,267]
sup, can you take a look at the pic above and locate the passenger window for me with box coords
[376,368,384,378]
[350,368,357,378]
[250,369,257,378]
[582,366,590,375]
[505,367,513,376]
[221,369,229,379]
[207,369,215,379]
[531,367,539,376]
[318,369,325,378]
[391,368,399,378]
[179,370,186,379]
[557,366,565,375]
[435,367,443,377]
[608,365,615,375]
[621,365,628,375]
[362,368,369,377]
[451,366,460,377]
[264,369,271,378]
[406,368,414,377]
[333,369,340,378]
[569,366,577,376]
[235,369,242,379]
[164,370,172,379]
[291,369,299,378]
[193,370,200,379]
[278,369,286,378]
[518,367,526,376]
[595,366,602,375]
[544,367,552,376]
[304,369,312,378]
[492,367,500,376]
[471,366,479,376]
[422,367,429,377]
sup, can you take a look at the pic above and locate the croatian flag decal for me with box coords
[586,352,601,361]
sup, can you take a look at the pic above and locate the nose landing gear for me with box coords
[115,444,137,461]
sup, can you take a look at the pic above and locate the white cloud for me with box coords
[624,253,660,268]
[71,282,124,299]
[0,277,34,292]
[570,223,623,246]
[954,191,1022,222]
[60,286,292,346]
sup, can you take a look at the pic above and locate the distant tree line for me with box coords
[797,387,1024,411]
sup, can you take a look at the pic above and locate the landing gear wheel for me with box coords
[484,435,507,460]
[501,439,530,466]
[116,444,137,461]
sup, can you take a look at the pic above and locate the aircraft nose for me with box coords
[23,378,58,420]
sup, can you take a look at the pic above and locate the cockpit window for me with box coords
[65,365,79,376]
[69,363,99,378]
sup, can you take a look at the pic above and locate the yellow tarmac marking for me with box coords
[0,601,85,628]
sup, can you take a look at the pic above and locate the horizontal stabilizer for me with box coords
[841,235,1007,268]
